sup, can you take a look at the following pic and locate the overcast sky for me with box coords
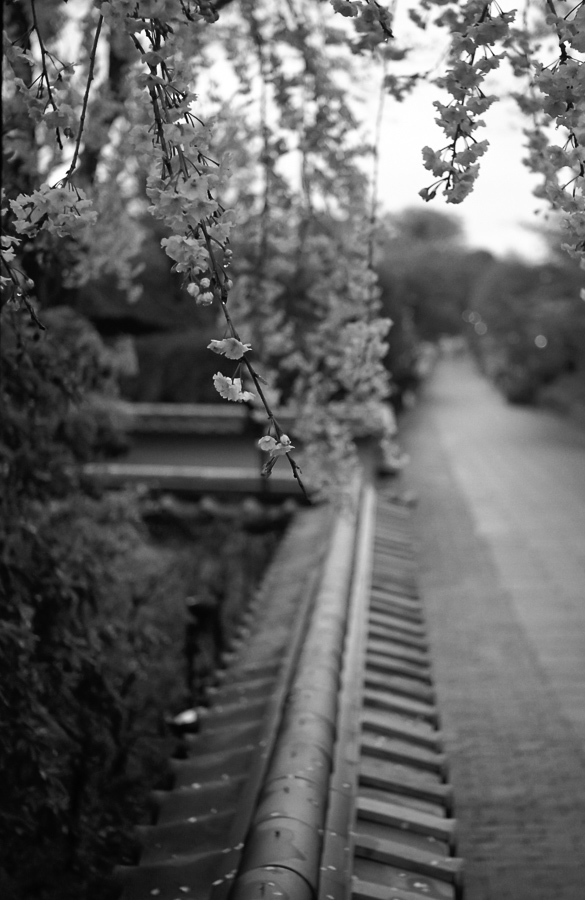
[374,82,552,261]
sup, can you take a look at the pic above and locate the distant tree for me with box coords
[467,252,585,401]
[386,207,466,245]
[374,207,492,405]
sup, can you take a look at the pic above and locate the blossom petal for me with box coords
[222,338,252,359]
[212,372,232,398]
[207,338,252,359]
[213,373,254,403]
[271,441,295,457]
[258,436,277,452]
[226,378,244,401]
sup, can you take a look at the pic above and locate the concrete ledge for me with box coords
[83,462,300,496]
[121,402,297,436]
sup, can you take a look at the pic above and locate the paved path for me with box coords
[399,353,585,900]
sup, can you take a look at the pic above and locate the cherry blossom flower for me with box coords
[10,185,97,238]
[258,434,295,456]
[207,338,252,359]
[212,373,254,402]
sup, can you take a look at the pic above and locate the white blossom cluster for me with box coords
[412,0,584,262]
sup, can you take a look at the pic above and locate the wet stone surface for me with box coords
[402,355,585,900]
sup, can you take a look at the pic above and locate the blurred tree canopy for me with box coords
[466,249,585,403]
[374,207,491,404]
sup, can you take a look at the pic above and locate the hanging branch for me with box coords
[367,53,387,298]
[201,224,309,499]
[244,3,272,277]
[30,0,63,149]
[237,1,275,362]
[62,14,104,185]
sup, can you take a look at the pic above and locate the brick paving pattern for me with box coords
[399,354,585,900]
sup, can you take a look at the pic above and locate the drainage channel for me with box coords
[115,480,463,900]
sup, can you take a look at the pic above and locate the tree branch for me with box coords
[30,0,62,149]
[63,14,104,184]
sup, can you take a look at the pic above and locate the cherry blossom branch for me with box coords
[200,224,308,498]
[131,7,309,495]
[421,1,514,204]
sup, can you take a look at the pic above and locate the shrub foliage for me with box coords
[0,307,282,899]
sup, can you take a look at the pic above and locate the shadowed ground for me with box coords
[400,352,585,900]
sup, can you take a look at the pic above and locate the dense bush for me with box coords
[0,307,284,899]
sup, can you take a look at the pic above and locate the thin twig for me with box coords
[30,0,62,148]
[64,14,104,183]
[367,55,387,292]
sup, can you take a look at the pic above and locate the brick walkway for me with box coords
[399,353,585,900]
